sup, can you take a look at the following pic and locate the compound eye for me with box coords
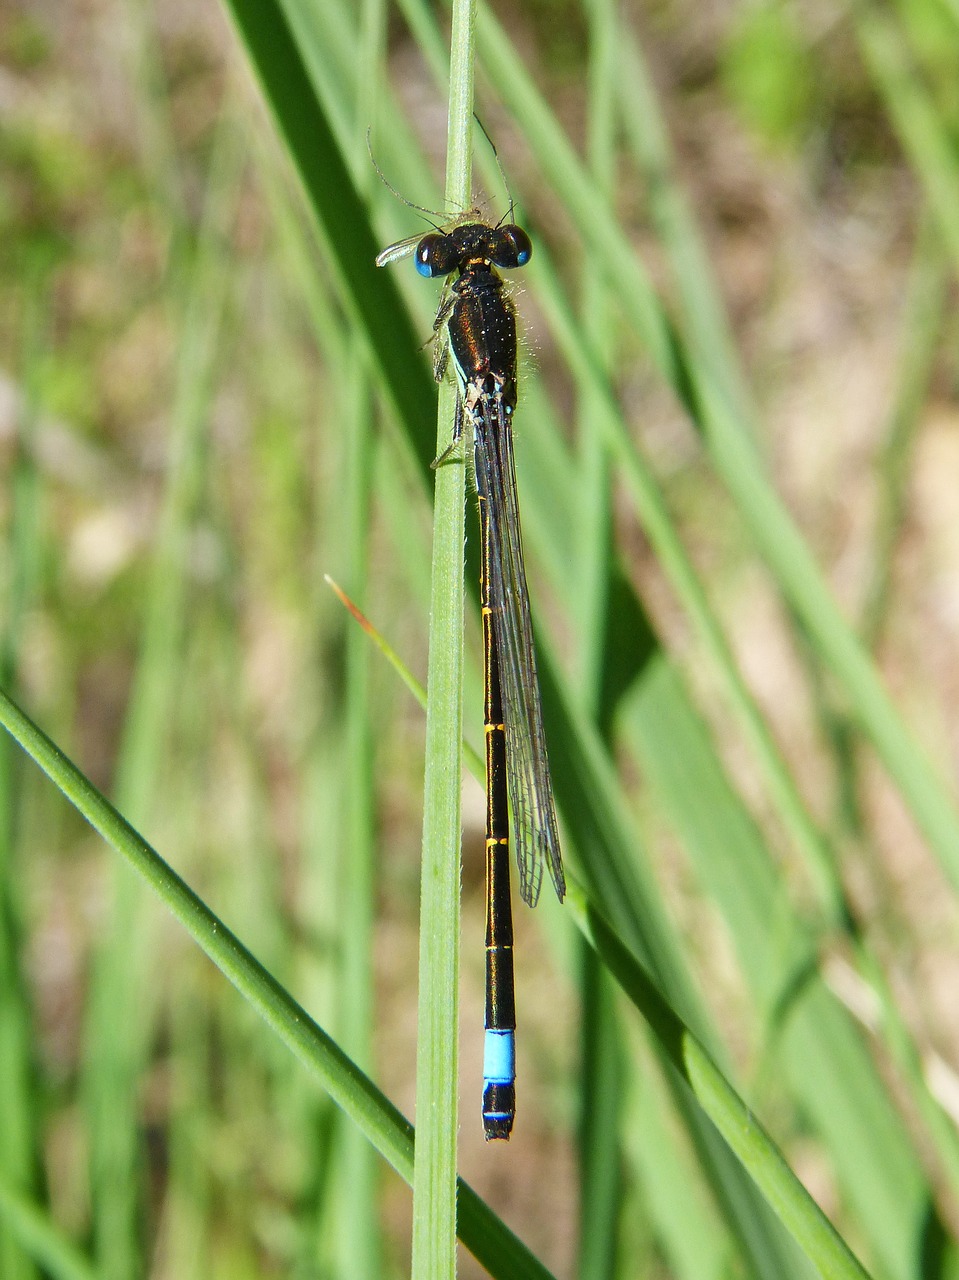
[490,225,532,269]
[415,234,456,278]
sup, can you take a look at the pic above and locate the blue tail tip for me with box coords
[483,1031,516,1140]
[483,1082,515,1141]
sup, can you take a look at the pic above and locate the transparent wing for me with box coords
[471,390,565,907]
[374,234,422,269]
[376,208,487,269]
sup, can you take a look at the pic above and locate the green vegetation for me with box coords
[2,0,959,1276]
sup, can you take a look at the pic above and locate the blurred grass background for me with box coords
[4,0,959,1277]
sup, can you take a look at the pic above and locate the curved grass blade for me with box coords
[472,0,959,887]
[0,685,554,1280]
[568,885,873,1280]
[0,1176,96,1280]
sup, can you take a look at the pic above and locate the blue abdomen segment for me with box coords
[483,1029,516,1140]
[484,1027,515,1083]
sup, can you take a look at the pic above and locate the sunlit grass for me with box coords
[2,0,959,1277]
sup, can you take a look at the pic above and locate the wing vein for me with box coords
[471,390,565,907]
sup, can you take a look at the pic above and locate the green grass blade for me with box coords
[472,1,959,885]
[577,955,624,1280]
[80,117,243,1280]
[528,244,839,913]
[857,3,959,282]
[221,0,437,473]
[202,5,952,1274]
[860,218,948,646]
[623,1043,727,1280]
[0,272,48,1280]
[533,640,816,1279]
[568,887,873,1280]
[0,1177,96,1280]
[10,1,959,1275]
[575,2,626,1272]
[410,2,474,1274]
[627,657,927,1279]
[0,686,556,1280]
[328,3,384,1274]
[616,26,754,428]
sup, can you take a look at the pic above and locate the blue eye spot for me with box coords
[415,257,433,278]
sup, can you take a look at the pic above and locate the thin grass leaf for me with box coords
[0,1177,97,1280]
[620,32,754,416]
[857,2,959,284]
[222,0,437,473]
[525,228,929,1268]
[568,886,873,1280]
[528,243,841,913]
[576,2,626,1275]
[326,9,873,1271]
[471,1,959,885]
[860,217,948,647]
[326,5,386,1274]
[331,587,731,1275]
[0,686,556,1280]
[625,658,929,1280]
[0,267,50,1280]
[199,5,952,1274]
[81,117,243,1280]
[410,5,476,1273]
[532,639,817,1279]
[623,1040,728,1280]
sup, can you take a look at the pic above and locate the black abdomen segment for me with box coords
[448,266,521,1139]
[478,482,516,1141]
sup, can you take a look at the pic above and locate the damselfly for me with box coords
[377,215,565,1140]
